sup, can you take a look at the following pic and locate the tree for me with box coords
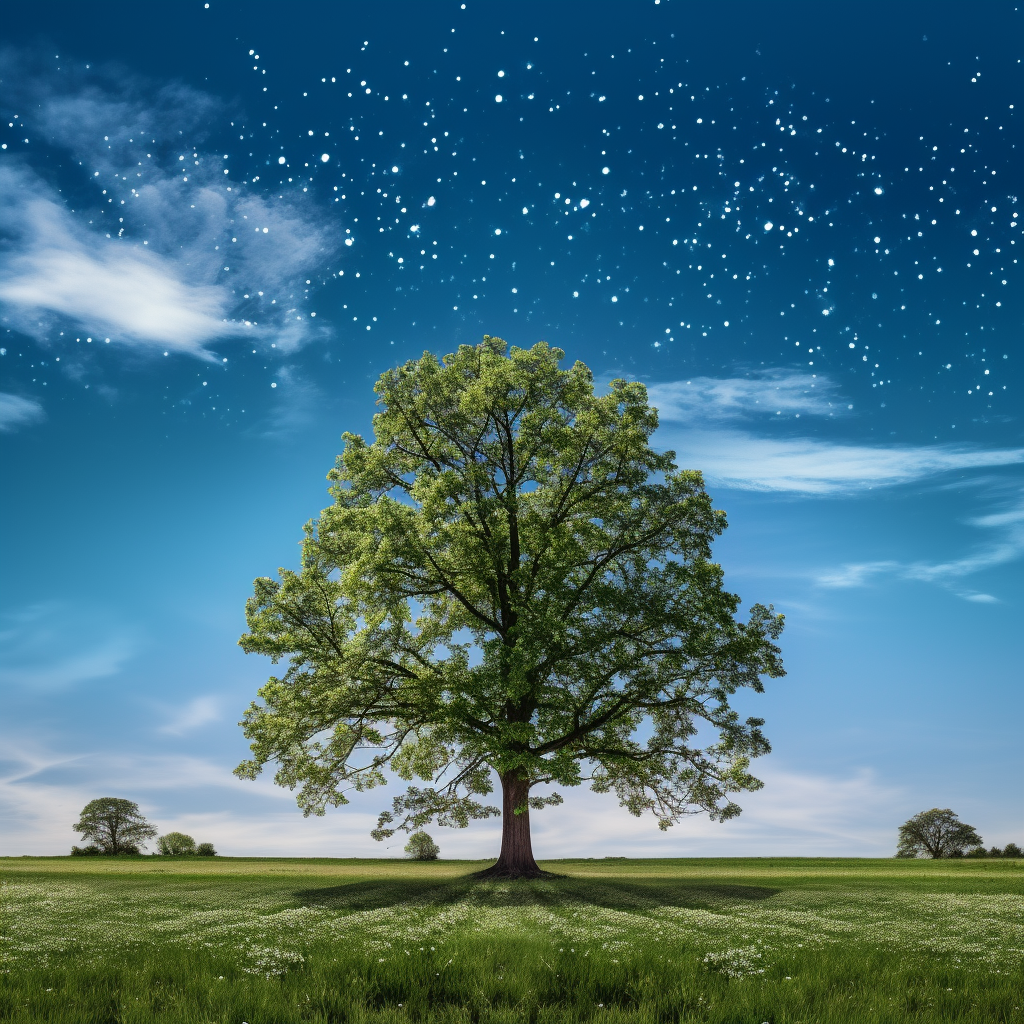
[157,832,197,856]
[405,831,441,860]
[1002,842,1022,859]
[196,842,217,857]
[236,338,784,878]
[896,809,982,859]
[73,797,157,855]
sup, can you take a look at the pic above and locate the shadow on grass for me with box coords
[293,875,779,913]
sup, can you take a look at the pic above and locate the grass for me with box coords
[2,855,1022,1022]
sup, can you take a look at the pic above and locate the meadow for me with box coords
[1,855,1022,1023]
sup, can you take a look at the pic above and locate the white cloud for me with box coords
[818,496,1024,594]
[0,392,45,431]
[3,732,1020,858]
[0,603,136,689]
[644,373,1023,494]
[660,428,1024,494]
[0,180,247,357]
[648,372,842,423]
[157,696,222,736]
[0,57,338,358]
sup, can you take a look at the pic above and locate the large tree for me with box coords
[896,808,983,859]
[73,797,157,855]
[236,338,784,877]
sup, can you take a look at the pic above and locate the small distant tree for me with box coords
[196,842,217,857]
[896,808,982,859]
[74,798,157,855]
[405,831,440,860]
[70,844,102,857]
[1002,842,1022,859]
[156,832,197,856]
[965,845,988,858]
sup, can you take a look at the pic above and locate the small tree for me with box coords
[74,797,157,855]
[196,842,217,857]
[236,339,784,878]
[1002,842,1022,859]
[896,809,982,859]
[156,832,197,856]
[405,831,441,860]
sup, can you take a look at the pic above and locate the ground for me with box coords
[1,856,1022,1022]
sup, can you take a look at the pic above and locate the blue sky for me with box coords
[1,1,1021,858]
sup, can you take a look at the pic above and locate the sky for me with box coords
[1,1,1021,860]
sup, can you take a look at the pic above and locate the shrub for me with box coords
[1002,842,1022,858]
[965,845,988,858]
[70,844,102,856]
[404,831,440,860]
[156,832,197,856]
[988,846,1004,859]
[195,842,217,857]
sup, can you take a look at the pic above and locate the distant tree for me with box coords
[73,798,157,855]
[1002,842,1022,859]
[965,845,988,858]
[195,842,217,857]
[70,844,102,857]
[405,831,440,860]
[156,832,197,856]
[896,808,982,859]
[235,339,784,878]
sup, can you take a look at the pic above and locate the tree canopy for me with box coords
[73,797,157,855]
[236,338,784,876]
[405,831,441,860]
[896,808,983,859]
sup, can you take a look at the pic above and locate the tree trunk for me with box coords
[476,773,545,879]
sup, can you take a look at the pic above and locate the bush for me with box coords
[70,844,102,856]
[195,842,217,857]
[404,831,440,860]
[965,845,988,858]
[156,832,197,856]
[989,846,1004,858]
[1002,842,1022,858]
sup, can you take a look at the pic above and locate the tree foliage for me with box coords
[196,842,217,857]
[73,797,157,855]
[896,808,982,859]
[404,831,441,860]
[157,832,197,856]
[235,339,784,872]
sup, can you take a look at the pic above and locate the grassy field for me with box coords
[1,856,1022,1023]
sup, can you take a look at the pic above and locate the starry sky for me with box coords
[1,1,1021,858]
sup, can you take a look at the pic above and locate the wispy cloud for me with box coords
[0,51,338,359]
[818,494,1024,597]
[648,371,845,423]
[158,696,222,736]
[645,372,1024,494]
[0,603,136,690]
[0,392,45,431]
[661,428,1024,494]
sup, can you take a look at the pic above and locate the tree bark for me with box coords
[476,772,545,879]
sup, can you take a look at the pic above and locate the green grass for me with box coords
[2,856,1022,1022]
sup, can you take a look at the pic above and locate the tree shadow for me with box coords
[293,875,779,914]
